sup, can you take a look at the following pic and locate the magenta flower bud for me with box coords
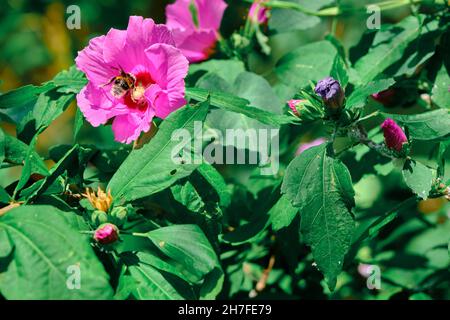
[381,118,408,152]
[287,99,304,116]
[372,89,395,107]
[249,0,270,25]
[94,223,119,245]
[314,77,345,110]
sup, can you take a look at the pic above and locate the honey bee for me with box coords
[103,68,136,99]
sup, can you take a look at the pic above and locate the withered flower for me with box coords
[83,187,113,212]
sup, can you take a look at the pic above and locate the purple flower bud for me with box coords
[314,77,345,110]
[94,223,119,245]
[381,118,408,152]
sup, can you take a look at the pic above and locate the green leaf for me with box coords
[0,83,54,110]
[330,55,349,88]
[51,66,87,94]
[275,40,337,89]
[269,0,334,33]
[437,140,450,177]
[189,59,245,84]
[0,128,5,165]
[221,211,270,245]
[73,108,84,140]
[171,180,205,213]
[346,78,395,110]
[0,205,113,299]
[383,109,450,140]
[186,86,294,127]
[21,144,81,201]
[197,163,231,208]
[386,19,440,78]
[118,252,188,300]
[354,16,422,84]
[349,197,417,259]
[0,228,13,257]
[108,101,209,203]
[281,143,355,290]
[409,292,433,300]
[0,186,10,204]
[402,159,433,199]
[196,71,283,152]
[13,132,42,195]
[431,64,450,109]
[1,129,48,176]
[17,90,75,143]
[145,224,224,299]
[269,194,298,231]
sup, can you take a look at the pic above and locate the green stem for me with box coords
[262,0,445,17]
[331,17,339,37]
[131,232,148,238]
[354,111,380,124]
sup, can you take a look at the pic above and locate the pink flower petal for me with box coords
[166,0,196,31]
[103,16,174,71]
[76,83,116,127]
[165,0,227,63]
[75,36,116,87]
[172,29,217,63]
[145,44,188,117]
[112,109,155,144]
[196,0,228,30]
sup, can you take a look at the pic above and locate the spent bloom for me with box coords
[166,0,228,63]
[249,0,270,25]
[83,187,113,212]
[315,77,345,110]
[75,16,189,144]
[94,223,119,245]
[381,118,408,152]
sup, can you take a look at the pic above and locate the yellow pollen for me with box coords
[132,84,146,102]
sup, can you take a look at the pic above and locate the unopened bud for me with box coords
[91,210,108,226]
[94,223,119,245]
[110,206,128,226]
[314,77,345,111]
[381,118,408,152]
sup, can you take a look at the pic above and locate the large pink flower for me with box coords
[166,0,228,63]
[75,16,189,144]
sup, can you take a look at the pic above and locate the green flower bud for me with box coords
[110,206,128,226]
[91,210,109,226]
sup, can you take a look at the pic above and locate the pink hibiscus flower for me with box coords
[166,0,228,63]
[249,0,270,25]
[75,16,189,144]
